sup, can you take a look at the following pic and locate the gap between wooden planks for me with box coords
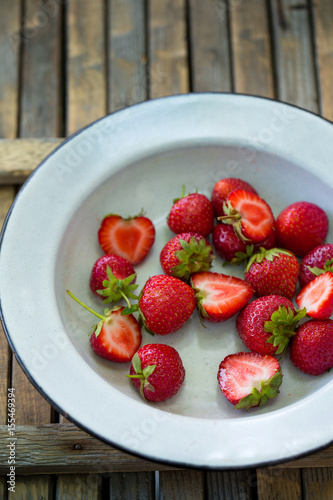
[0,424,332,475]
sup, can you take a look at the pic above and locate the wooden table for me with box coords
[0,1,333,498]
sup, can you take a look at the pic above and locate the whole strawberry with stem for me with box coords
[290,319,333,375]
[67,291,142,363]
[217,352,283,410]
[299,243,333,288]
[236,295,306,356]
[191,271,253,323]
[244,247,300,299]
[160,232,214,282]
[98,211,155,265]
[296,271,333,320]
[136,275,196,335]
[167,186,214,237]
[127,344,185,402]
[211,177,258,218]
[218,189,275,244]
[276,201,329,257]
[90,254,138,304]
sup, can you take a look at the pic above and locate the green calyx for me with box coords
[245,247,292,273]
[230,244,255,267]
[217,201,250,243]
[307,258,333,277]
[170,237,214,281]
[264,306,307,356]
[172,184,198,204]
[234,370,283,411]
[126,352,156,399]
[97,266,138,306]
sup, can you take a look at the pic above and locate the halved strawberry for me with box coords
[67,291,142,362]
[218,189,274,243]
[98,213,155,265]
[211,177,258,218]
[217,352,283,410]
[295,272,333,320]
[190,271,254,322]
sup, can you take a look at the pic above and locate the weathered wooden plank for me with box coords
[0,425,176,475]
[206,470,254,500]
[66,0,107,135]
[269,0,318,111]
[302,467,333,500]
[188,0,232,92]
[159,470,205,500]
[55,474,103,500]
[109,471,155,499]
[7,476,54,500]
[269,445,333,469]
[0,138,63,183]
[312,0,333,121]
[257,469,302,500]
[230,0,274,97]
[108,0,147,112]
[148,0,189,98]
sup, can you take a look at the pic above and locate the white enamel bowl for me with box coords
[1,94,333,469]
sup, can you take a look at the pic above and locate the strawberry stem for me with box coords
[66,290,105,321]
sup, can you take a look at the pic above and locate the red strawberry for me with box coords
[244,248,300,299]
[160,232,214,281]
[217,352,283,410]
[236,295,306,356]
[218,189,274,243]
[190,271,253,322]
[167,187,214,237]
[290,320,333,375]
[276,201,329,257]
[299,243,333,288]
[67,291,142,362]
[127,344,185,401]
[211,177,258,218]
[90,254,137,304]
[295,272,333,320]
[98,213,155,265]
[138,275,196,335]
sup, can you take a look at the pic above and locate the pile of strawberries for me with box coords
[67,178,333,410]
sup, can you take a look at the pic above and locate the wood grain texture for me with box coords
[148,0,189,98]
[302,467,333,500]
[108,0,147,112]
[109,471,155,499]
[257,468,302,500]
[188,0,232,92]
[270,0,318,111]
[230,0,274,97]
[55,474,103,500]
[206,470,254,500]
[313,0,333,121]
[7,476,54,500]
[66,0,107,135]
[159,470,205,500]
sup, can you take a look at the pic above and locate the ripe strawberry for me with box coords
[217,352,283,410]
[290,319,333,375]
[190,271,253,322]
[160,232,214,281]
[299,243,333,288]
[276,201,329,257]
[138,275,196,335]
[218,189,274,243]
[90,254,137,304]
[244,248,299,299]
[127,343,185,401]
[295,272,333,320]
[67,291,142,362]
[167,187,214,237]
[211,177,258,218]
[236,295,306,356]
[98,213,155,265]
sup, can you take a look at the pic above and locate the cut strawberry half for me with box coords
[217,352,283,410]
[295,272,333,320]
[219,190,274,243]
[191,271,254,322]
[98,214,155,265]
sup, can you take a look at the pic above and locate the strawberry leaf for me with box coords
[170,237,214,281]
[264,306,307,355]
